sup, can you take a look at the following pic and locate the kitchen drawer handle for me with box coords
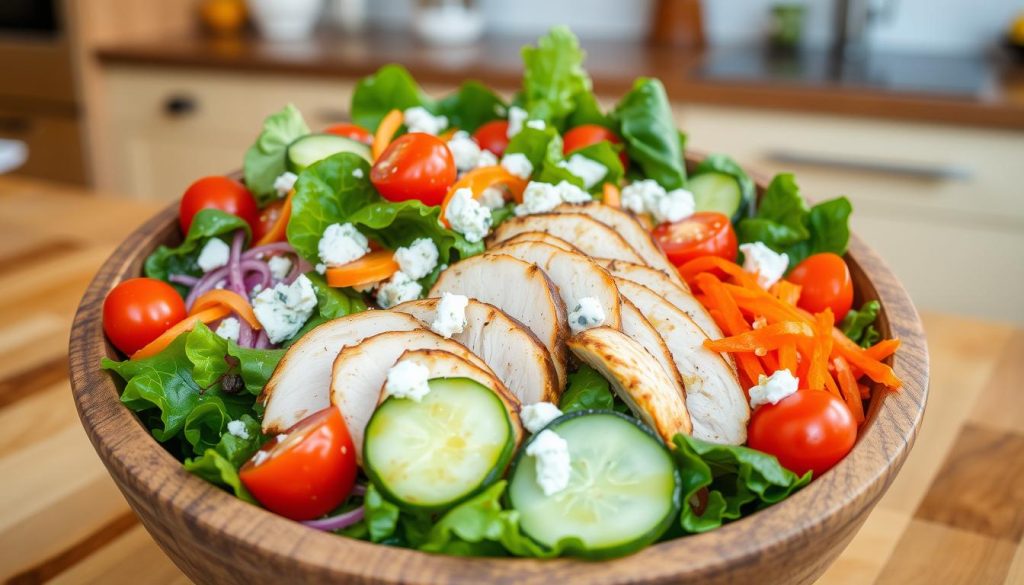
[164,95,198,117]
[765,149,973,181]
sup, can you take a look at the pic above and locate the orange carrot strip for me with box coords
[325,250,400,288]
[760,351,780,373]
[694,273,765,388]
[771,279,802,306]
[703,321,814,353]
[254,191,293,247]
[679,256,760,289]
[832,330,902,389]
[807,309,835,391]
[190,289,261,330]
[131,307,230,360]
[779,342,798,376]
[858,382,871,400]
[602,182,621,207]
[372,109,404,160]
[438,127,458,142]
[865,338,901,361]
[834,356,866,424]
[439,165,529,227]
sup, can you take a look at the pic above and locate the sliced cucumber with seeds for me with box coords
[508,410,680,559]
[689,171,743,220]
[363,377,516,512]
[286,133,372,172]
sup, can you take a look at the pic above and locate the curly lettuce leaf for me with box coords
[244,104,311,205]
[520,26,592,128]
[840,300,882,348]
[611,77,687,190]
[504,127,585,189]
[144,209,250,290]
[184,321,284,395]
[364,484,401,543]
[183,414,262,503]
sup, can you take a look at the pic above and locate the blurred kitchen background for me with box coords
[1,0,1022,323]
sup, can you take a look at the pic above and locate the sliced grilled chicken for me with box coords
[568,326,692,443]
[330,329,494,459]
[392,298,560,403]
[485,241,622,331]
[260,310,422,435]
[553,202,683,285]
[598,258,736,373]
[615,278,749,445]
[430,253,569,387]
[495,231,581,254]
[387,349,524,447]
[489,213,645,265]
[619,297,686,400]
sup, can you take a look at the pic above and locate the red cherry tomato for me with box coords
[472,120,511,156]
[102,278,187,355]
[563,124,628,168]
[240,408,358,521]
[323,123,373,145]
[254,199,286,242]
[370,133,456,206]
[179,176,260,236]
[747,390,857,477]
[786,253,854,321]
[652,212,738,266]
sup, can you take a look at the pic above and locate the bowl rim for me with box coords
[68,159,929,583]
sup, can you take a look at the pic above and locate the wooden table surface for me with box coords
[1,176,1022,585]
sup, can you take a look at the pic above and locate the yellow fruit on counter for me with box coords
[201,0,247,36]
[1011,13,1024,45]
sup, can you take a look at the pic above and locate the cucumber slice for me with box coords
[689,172,743,220]
[363,377,516,512]
[286,133,372,172]
[508,410,680,559]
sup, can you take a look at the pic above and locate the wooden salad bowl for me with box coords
[68,156,929,585]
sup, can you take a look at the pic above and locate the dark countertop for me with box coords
[95,31,1024,130]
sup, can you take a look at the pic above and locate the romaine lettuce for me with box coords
[244,104,310,205]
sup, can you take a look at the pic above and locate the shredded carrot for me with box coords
[679,256,760,289]
[439,165,528,227]
[778,342,798,376]
[760,351,780,374]
[131,307,230,360]
[771,279,802,306]
[693,273,765,389]
[834,356,866,424]
[602,182,621,207]
[254,191,293,247]
[325,250,399,288]
[858,382,871,400]
[806,309,835,391]
[865,338,901,361]
[190,290,261,330]
[372,109,404,160]
[703,321,814,353]
[832,330,902,389]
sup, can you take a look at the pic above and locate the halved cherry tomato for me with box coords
[563,124,628,168]
[179,176,260,236]
[103,278,187,355]
[370,133,456,206]
[786,253,854,321]
[472,120,511,156]
[747,389,857,477]
[254,198,286,243]
[652,212,738,266]
[240,408,357,521]
[323,123,373,145]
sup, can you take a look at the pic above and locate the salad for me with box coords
[100,27,903,559]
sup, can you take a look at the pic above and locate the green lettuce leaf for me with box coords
[244,104,311,205]
[559,364,614,413]
[611,78,687,190]
[569,141,625,192]
[435,81,508,134]
[364,484,401,543]
[504,126,589,189]
[566,90,611,129]
[840,300,882,348]
[520,26,592,128]
[144,209,250,290]
[693,153,756,218]
[183,414,262,503]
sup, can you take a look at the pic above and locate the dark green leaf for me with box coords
[840,300,882,348]
[569,141,625,192]
[611,78,686,190]
[365,484,401,543]
[243,104,311,205]
[559,365,614,413]
[566,90,611,129]
[436,81,508,134]
[144,209,249,288]
[350,64,429,132]
[183,414,262,503]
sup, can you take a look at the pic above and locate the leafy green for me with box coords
[520,26,592,128]
[503,126,588,189]
[840,300,882,348]
[183,414,262,503]
[671,434,811,534]
[566,90,611,129]
[569,141,625,192]
[435,81,508,133]
[559,364,614,413]
[244,104,311,205]
[611,78,687,190]
[347,199,482,263]
[364,484,401,543]
[693,154,756,218]
[144,209,250,290]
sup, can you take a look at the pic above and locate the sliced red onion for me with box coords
[253,329,271,349]
[239,259,272,292]
[302,506,364,531]
[352,483,367,496]
[169,274,200,287]
[236,318,254,348]
[185,265,229,309]
[242,242,295,261]
[226,230,247,297]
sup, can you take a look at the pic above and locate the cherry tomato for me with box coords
[240,408,358,521]
[747,390,857,477]
[652,212,738,266]
[370,133,456,206]
[323,123,373,145]
[787,253,854,321]
[179,176,260,235]
[254,199,286,242]
[472,120,511,156]
[563,124,628,168]
[102,278,187,355]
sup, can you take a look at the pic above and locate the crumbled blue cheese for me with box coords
[444,188,492,243]
[403,106,448,135]
[315,263,327,275]
[384,359,432,401]
[393,238,439,280]
[526,119,546,131]
[476,149,498,168]
[215,317,241,343]
[620,179,695,223]
[653,188,695,223]
[749,369,799,409]
[521,402,563,434]
[273,171,298,197]
[447,131,483,172]
[568,296,606,334]
[252,274,318,343]
[515,180,591,216]
[376,271,423,308]
[431,292,468,338]
[318,223,370,267]
[506,106,528,138]
[559,154,607,189]
[557,180,591,204]
[478,187,506,210]
[740,242,789,289]
[226,419,250,440]
[501,153,534,179]
[267,256,292,281]
[197,238,230,273]
[526,429,571,496]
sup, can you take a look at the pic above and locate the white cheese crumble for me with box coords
[196,238,230,273]
[315,263,326,275]
[430,292,468,338]
[557,180,592,204]
[476,149,498,168]
[653,188,696,224]
[267,256,292,281]
[740,242,790,289]
[447,131,483,172]
[526,119,546,131]
[444,188,492,243]
[526,429,571,496]
[749,369,800,409]
[318,223,370,267]
[521,402,563,434]
[273,171,298,197]
[478,187,506,210]
[620,179,695,223]
[215,317,241,343]
[568,296,606,334]
[559,154,607,189]
[403,106,448,135]
[376,271,423,308]
[252,274,318,343]
[515,181,562,216]
[226,419,250,440]
[501,152,534,179]
[506,106,528,138]
[393,237,439,280]
[384,359,432,401]
[352,167,365,179]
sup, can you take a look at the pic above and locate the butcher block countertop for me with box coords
[1,176,1022,584]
